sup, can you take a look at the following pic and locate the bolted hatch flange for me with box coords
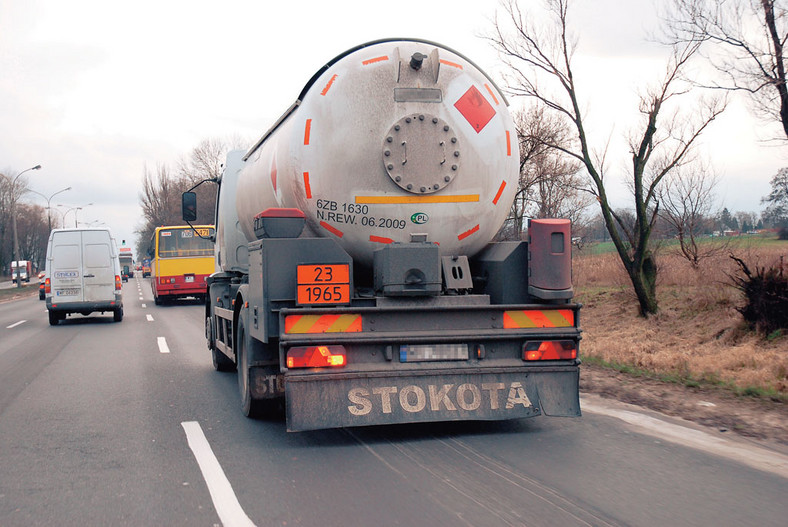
[382,113,460,194]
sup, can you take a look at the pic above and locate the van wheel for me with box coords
[113,307,123,322]
[48,311,59,326]
[237,315,263,417]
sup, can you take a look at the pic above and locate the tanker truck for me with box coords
[182,38,581,432]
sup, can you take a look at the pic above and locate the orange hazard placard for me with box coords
[297,264,350,305]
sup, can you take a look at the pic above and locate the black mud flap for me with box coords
[284,368,579,432]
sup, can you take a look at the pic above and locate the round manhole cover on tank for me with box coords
[382,114,460,194]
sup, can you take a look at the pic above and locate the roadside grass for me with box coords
[574,237,788,402]
[0,284,38,304]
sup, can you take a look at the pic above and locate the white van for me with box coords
[45,228,123,325]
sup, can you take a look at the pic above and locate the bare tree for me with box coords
[1,170,44,275]
[136,164,181,256]
[177,137,227,183]
[136,137,230,258]
[501,105,588,239]
[15,203,49,271]
[657,161,725,268]
[665,0,788,140]
[489,0,727,315]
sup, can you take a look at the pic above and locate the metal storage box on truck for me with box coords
[45,228,123,325]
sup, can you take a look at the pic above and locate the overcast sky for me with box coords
[1,0,785,253]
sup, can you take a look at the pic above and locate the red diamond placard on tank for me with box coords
[454,86,496,133]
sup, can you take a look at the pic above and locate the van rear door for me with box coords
[50,231,84,302]
[82,230,115,303]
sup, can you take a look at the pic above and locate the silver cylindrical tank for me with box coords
[236,39,519,266]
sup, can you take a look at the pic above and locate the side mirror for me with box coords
[182,192,197,222]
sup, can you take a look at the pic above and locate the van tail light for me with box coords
[287,345,346,369]
[45,277,51,294]
[523,340,577,361]
[115,275,122,291]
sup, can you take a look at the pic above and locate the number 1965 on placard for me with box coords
[296,264,351,305]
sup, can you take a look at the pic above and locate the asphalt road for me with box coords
[1,277,786,527]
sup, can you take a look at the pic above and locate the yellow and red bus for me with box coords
[150,225,215,304]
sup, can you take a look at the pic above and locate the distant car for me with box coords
[38,271,46,300]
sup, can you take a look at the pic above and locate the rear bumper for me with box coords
[284,365,579,432]
[156,278,208,297]
[46,295,122,313]
[157,286,206,297]
[275,303,582,431]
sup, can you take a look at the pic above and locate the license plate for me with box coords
[400,344,469,362]
[185,275,194,283]
[297,264,351,305]
[56,288,80,296]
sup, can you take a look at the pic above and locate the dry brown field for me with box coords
[574,237,788,401]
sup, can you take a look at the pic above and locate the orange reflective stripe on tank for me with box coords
[440,59,463,69]
[503,309,575,329]
[320,221,343,238]
[362,56,388,65]
[506,130,512,156]
[303,172,312,199]
[493,181,506,205]
[304,119,312,145]
[458,224,480,241]
[321,74,338,96]
[370,235,393,244]
[285,314,362,334]
[484,83,500,105]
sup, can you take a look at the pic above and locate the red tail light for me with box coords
[287,345,346,368]
[115,275,122,291]
[45,277,51,294]
[523,340,577,361]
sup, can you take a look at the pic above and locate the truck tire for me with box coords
[236,315,263,417]
[113,307,123,322]
[48,311,59,326]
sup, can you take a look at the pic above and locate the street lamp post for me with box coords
[0,164,42,288]
[60,203,93,228]
[27,186,72,232]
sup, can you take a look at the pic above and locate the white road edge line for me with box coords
[181,421,256,527]
[157,337,170,354]
[6,320,26,329]
[581,396,788,479]
[146,314,154,322]
[141,303,147,308]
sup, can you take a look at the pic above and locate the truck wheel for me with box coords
[236,316,263,417]
[113,307,123,322]
[48,311,59,326]
[154,294,162,306]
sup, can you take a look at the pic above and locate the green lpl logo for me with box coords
[411,213,429,224]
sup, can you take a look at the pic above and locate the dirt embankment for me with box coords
[581,363,788,446]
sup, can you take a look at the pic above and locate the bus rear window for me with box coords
[158,228,214,258]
